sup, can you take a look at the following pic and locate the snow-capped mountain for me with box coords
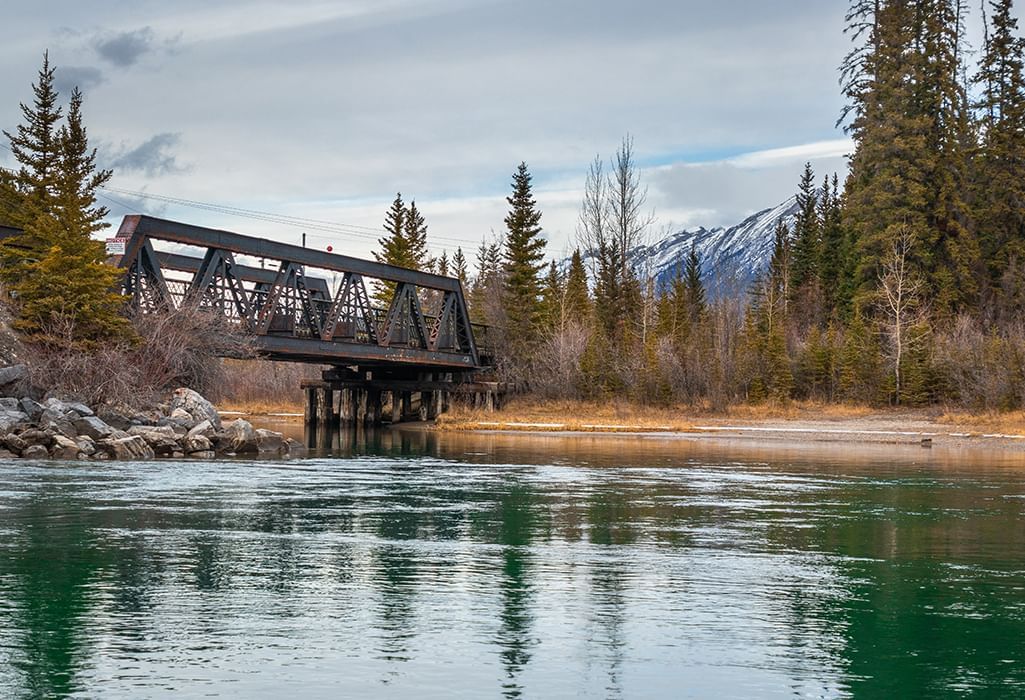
[635,196,799,296]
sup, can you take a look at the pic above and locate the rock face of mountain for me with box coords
[634,196,800,296]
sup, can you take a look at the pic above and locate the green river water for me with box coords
[1,427,1024,698]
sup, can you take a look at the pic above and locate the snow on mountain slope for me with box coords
[634,195,799,296]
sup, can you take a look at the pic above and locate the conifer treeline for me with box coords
[416,0,1025,410]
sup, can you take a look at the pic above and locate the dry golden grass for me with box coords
[218,399,305,416]
[937,410,1025,436]
[435,397,879,433]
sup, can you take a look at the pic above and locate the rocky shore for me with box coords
[0,381,305,461]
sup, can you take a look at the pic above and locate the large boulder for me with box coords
[168,388,221,430]
[96,435,155,460]
[127,425,180,455]
[3,433,27,454]
[65,402,94,417]
[187,419,216,439]
[51,435,82,460]
[281,438,307,457]
[73,415,115,441]
[18,429,53,448]
[254,428,284,454]
[21,444,49,460]
[220,418,257,453]
[19,398,43,422]
[0,408,28,435]
[75,435,96,457]
[0,364,30,397]
[39,409,76,439]
[182,434,212,454]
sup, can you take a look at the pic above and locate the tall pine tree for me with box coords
[372,192,411,306]
[974,0,1025,302]
[502,162,546,356]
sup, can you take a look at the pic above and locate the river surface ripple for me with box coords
[1,431,1024,698]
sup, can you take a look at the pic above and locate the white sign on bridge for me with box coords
[105,237,128,255]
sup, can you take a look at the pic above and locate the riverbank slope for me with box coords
[435,399,1025,452]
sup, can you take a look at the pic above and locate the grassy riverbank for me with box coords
[435,397,1025,450]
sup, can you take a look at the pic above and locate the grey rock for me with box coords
[0,409,28,435]
[0,449,18,460]
[74,416,115,441]
[19,398,43,421]
[187,419,216,439]
[127,425,179,455]
[51,435,82,460]
[21,444,49,460]
[96,435,155,460]
[65,402,94,417]
[189,450,216,459]
[282,438,308,457]
[0,364,29,396]
[169,388,221,430]
[222,419,257,453]
[128,424,178,441]
[3,433,27,454]
[183,434,212,454]
[40,409,76,439]
[97,410,133,431]
[18,429,53,448]
[168,408,195,427]
[43,398,69,414]
[75,436,96,456]
[254,428,284,454]
[0,398,19,411]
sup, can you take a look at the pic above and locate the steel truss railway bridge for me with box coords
[116,215,501,426]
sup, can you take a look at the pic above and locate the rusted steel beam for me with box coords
[117,215,461,292]
[253,334,477,368]
[156,251,333,298]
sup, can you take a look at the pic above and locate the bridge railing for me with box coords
[117,215,487,370]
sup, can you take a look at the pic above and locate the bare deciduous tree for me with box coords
[877,225,927,404]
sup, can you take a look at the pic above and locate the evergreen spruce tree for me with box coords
[683,243,706,323]
[372,193,411,306]
[842,0,979,317]
[436,250,449,277]
[1,55,130,345]
[790,162,821,292]
[404,200,429,270]
[539,261,562,331]
[501,162,546,356]
[818,173,851,317]
[470,236,503,325]
[563,249,591,324]
[453,247,469,284]
[974,0,1025,296]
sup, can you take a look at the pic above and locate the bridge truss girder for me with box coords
[116,215,482,371]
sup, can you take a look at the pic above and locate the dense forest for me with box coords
[376,0,1025,411]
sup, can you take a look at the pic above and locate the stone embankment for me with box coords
[0,379,304,461]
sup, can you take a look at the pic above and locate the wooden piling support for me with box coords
[315,387,332,426]
[391,391,402,424]
[304,386,317,424]
[367,388,382,425]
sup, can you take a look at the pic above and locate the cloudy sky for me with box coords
[0,1,917,261]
